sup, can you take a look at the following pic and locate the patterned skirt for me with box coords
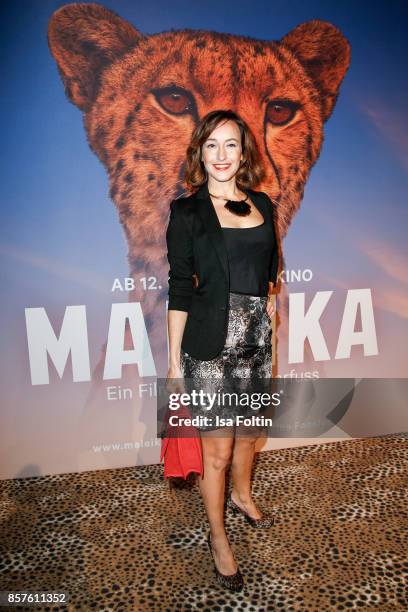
[180,292,273,434]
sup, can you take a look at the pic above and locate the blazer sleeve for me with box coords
[166,199,194,312]
[269,240,279,286]
[261,191,280,286]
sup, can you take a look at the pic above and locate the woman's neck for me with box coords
[207,177,242,200]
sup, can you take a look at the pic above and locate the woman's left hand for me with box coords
[266,296,276,319]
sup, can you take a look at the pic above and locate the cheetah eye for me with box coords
[266,100,300,126]
[152,85,196,116]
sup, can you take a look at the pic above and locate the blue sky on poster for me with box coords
[1,0,407,375]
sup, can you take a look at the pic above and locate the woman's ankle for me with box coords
[231,489,251,504]
[209,529,229,544]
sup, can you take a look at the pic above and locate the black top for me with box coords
[221,220,275,297]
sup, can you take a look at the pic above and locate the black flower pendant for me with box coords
[224,199,252,216]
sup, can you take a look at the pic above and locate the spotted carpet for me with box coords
[0,434,407,611]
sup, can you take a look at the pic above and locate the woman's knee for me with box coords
[235,434,258,445]
[203,441,233,470]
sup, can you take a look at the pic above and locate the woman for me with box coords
[166,109,280,592]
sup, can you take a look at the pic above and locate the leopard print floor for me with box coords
[0,434,407,611]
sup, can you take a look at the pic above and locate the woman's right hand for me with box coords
[165,364,186,397]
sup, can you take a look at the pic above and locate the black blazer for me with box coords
[166,180,280,360]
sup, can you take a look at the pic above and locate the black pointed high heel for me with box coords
[226,493,274,528]
[206,532,244,592]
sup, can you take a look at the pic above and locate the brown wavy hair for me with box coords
[184,110,265,191]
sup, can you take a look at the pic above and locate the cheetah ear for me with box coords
[48,3,143,111]
[280,19,350,121]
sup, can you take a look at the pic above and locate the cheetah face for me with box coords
[48,4,350,275]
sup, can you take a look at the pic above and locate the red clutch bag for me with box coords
[160,401,203,479]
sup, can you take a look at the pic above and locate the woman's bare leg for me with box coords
[199,428,237,574]
[230,434,263,518]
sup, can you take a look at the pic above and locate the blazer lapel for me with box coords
[193,180,266,284]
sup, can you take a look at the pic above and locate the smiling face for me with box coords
[201,120,244,186]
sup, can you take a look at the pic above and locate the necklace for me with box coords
[208,190,251,217]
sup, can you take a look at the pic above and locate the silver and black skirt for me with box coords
[180,292,273,433]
